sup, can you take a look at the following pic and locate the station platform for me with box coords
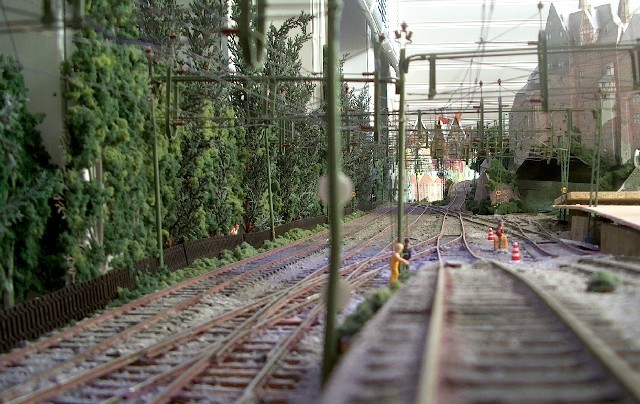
[554,192,640,257]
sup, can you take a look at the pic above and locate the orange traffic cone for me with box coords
[511,242,521,263]
[487,228,495,241]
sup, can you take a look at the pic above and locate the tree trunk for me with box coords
[1,240,16,309]
[96,151,107,273]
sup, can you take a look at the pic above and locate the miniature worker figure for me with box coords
[401,238,412,272]
[229,224,240,236]
[389,242,410,285]
[494,220,508,252]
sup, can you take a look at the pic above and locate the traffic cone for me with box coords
[487,228,495,241]
[511,242,521,263]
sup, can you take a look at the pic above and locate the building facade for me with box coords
[510,0,640,167]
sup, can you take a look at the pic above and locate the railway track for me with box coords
[3,188,637,402]
[323,258,640,403]
[0,208,394,400]
[435,261,638,402]
[323,189,640,403]
[0,205,440,403]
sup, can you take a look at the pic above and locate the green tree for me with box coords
[343,85,375,207]
[230,11,320,231]
[138,0,248,242]
[61,0,154,281]
[0,55,59,308]
[486,157,515,191]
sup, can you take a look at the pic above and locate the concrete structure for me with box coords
[554,191,640,256]
[511,0,640,169]
[0,0,77,166]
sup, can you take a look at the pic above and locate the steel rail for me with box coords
[146,295,324,402]
[416,257,640,402]
[0,207,389,371]
[148,206,430,401]
[235,304,325,402]
[17,237,352,404]
[504,216,597,256]
[0,209,393,399]
[145,209,426,401]
[576,256,640,275]
[0,220,331,369]
[239,208,438,399]
[106,285,327,402]
[0,235,339,401]
[415,262,445,404]
[493,260,640,401]
[2,208,410,402]
[7,294,280,404]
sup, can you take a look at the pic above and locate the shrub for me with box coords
[466,197,495,215]
[586,270,619,293]
[494,201,520,215]
[336,288,393,349]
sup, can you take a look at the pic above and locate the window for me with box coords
[634,113,640,124]
[580,17,592,43]
[633,94,640,104]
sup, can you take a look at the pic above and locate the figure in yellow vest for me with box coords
[389,242,410,284]
[494,220,508,252]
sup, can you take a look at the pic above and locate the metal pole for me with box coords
[374,69,381,203]
[498,96,503,154]
[265,129,276,240]
[374,70,380,144]
[322,0,344,383]
[560,109,572,221]
[262,83,276,241]
[397,47,407,243]
[415,147,420,202]
[345,87,351,153]
[589,109,602,207]
[148,60,164,268]
[480,96,486,161]
[587,108,602,243]
[173,80,179,125]
[165,36,174,144]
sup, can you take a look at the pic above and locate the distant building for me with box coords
[510,0,640,167]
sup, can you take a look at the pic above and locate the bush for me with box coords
[336,288,393,347]
[586,271,619,293]
[466,197,495,215]
[431,197,451,206]
[494,201,520,215]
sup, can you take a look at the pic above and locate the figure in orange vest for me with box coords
[389,242,410,285]
[494,220,508,252]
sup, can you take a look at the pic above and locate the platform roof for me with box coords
[553,204,640,232]
[554,191,640,206]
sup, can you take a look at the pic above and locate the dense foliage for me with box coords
[485,157,516,192]
[2,1,383,307]
[0,56,59,308]
[571,143,635,191]
[586,270,619,293]
[61,0,154,281]
[343,85,377,206]
[230,11,326,231]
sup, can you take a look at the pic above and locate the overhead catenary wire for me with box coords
[4,1,635,152]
